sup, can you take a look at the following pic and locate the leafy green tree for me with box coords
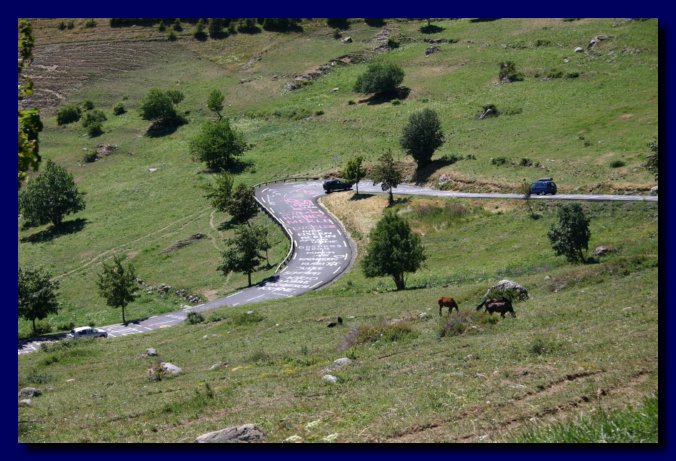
[190,119,249,171]
[547,203,591,263]
[354,62,405,96]
[19,267,60,334]
[253,224,272,267]
[400,108,445,168]
[204,172,234,212]
[207,89,225,119]
[113,102,126,115]
[19,160,86,228]
[82,109,107,137]
[342,155,366,194]
[218,225,266,287]
[208,18,225,38]
[97,256,139,325]
[645,139,658,181]
[173,18,183,31]
[194,19,207,40]
[371,150,403,206]
[227,183,259,224]
[139,88,184,124]
[158,20,166,32]
[18,19,43,188]
[362,212,427,290]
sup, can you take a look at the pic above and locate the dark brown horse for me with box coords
[476,298,516,318]
[438,297,459,316]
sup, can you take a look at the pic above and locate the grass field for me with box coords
[18,18,658,442]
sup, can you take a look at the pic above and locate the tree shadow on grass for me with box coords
[413,157,463,185]
[217,220,237,231]
[349,193,375,201]
[359,87,411,105]
[145,116,188,138]
[420,24,445,34]
[20,218,88,244]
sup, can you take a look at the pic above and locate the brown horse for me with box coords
[438,297,459,316]
[476,298,516,318]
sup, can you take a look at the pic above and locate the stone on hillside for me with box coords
[593,246,614,257]
[19,399,32,407]
[425,46,441,56]
[19,387,42,398]
[145,348,158,357]
[574,47,584,53]
[160,362,182,375]
[284,435,303,443]
[342,36,352,43]
[322,374,338,384]
[483,279,529,302]
[419,312,431,320]
[650,186,658,196]
[194,424,266,443]
[323,357,352,372]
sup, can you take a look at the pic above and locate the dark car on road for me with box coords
[323,179,353,193]
[530,177,557,195]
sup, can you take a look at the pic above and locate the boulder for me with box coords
[483,279,529,302]
[322,374,338,384]
[19,387,42,398]
[593,246,614,257]
[145,348,158,357]
[284,435,303,443]
[574,47,584,53]
[194,424,266,443]
[323,357,352,372]
[19,399,32,407]
[342,36,352,43]
[160,362,182,375]
[650,186,658,196]
[425,46,441,56]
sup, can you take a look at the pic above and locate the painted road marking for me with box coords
[247,294,266,302]
[337,229,342,236]
[310,281,322,289]
[333,267,341,274]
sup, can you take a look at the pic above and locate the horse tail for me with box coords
[476,299,486,311]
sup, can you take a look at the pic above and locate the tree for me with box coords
[218,225,266,287]
[342,155,366,194]
[362,212,427,290]
[400,108,445,169]
[19,267,60,335]
[19,19,43,188]
[208,18,225,38]
[173,18,183,31]
[97,256,139,325]
[139,88,184,124]
[56,105,81,125]
[204,172,234,212]
[253,224,272,267]
[194,19,207,40]
[81,109,107,137]
[227,183,259,224]
[190,119,249,171]
[645,139,658,181]
[354,62,405,96]
[371,150,403,206]
[547,203,591,263]
[19,160,86,228]
[207,89,224,119]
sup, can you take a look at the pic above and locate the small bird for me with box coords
[327,317,343,328]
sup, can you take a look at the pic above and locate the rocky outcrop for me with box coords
[194,424,266,443]
[483,279,529,302]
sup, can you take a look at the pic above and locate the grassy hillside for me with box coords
[18,194,658,442]
[18,18,658,442]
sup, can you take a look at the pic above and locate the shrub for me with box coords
[82,100,94,110]
[439,153,463,164]
[173,19,183,31]
[314,110,324,116]
[113,102,126,115]
[247,351,273,364]
[610,159,626,168]
[237,18,261,34]
[354,62,405,95]
[57,22,66,30]
[24,369,54,385]
[230,311,264,326]
[491,156,508,166]
[534,39,551,47]
[82,150,98,163]
[56,105,82,125]
[438,315,467,338]
[499,61,524,83]
[546,69,564,79]
[168,31,177,41]
[158,20,166,32]
[57,322,76,331]
[186,312,205,324]
[342,321,417,349]
[332,28,342,40]
[84,19,97,28]
[348,100,356,105]
[387,38,400,49]
[364,18,385,27]
[327,18,350,30]
[519,157,534,167]
[565,72,580,79]
[391,99,401,105]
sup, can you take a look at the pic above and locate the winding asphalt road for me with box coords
[18,180,656,354]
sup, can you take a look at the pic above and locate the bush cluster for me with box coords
[56,105,81,125]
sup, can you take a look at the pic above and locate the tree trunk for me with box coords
[388,188,394,207]
[247,272,252,287]
[266,249,270,267]
[32,318,36,334]
[355,180,359,195]
[122,305,126,325]
[393,273,406,290]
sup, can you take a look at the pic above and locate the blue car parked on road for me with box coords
[530,177,557,195]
